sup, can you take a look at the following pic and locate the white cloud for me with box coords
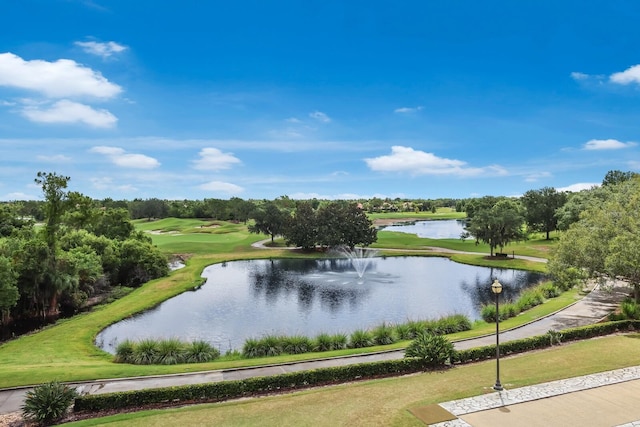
[365,146,507,177]
[394,106,423,114]
[1,192,37,201]
[22,99,117,128]
[285,117,302,123]
[583,139,637,150]
[192,147,241,170]
[36,154,72,162]
[199,181,244,194]
[570,72,589,81]
[610,64,640,85]
[90,146,160,169]
[0,52,122,98]
[557,183,600,192]
[75,41,127,59]
[90,176,137,192]
[309,111,331,123]
[524,172,552,182]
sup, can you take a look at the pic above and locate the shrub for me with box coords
[131,339,159,365]
[313,333,334,352]
[436,314,472,334]
[394,323,414,340]
[282,335,313,354]
[330,333,348,350]
[404,332,456,368]
[185,340,220,363]
[349,329,374,348]
[114,339,135,364]
[516,288,544,312]
[539,282,560,298]
[23,381,78,426]
[156,338,186,365]
[259,335,284,356]
[621,298,640,320]
[242,338,263,358]
[372,323,397,345]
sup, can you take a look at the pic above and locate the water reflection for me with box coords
[381,219,470,239]
[96,257,544,354]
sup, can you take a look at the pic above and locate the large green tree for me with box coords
[521,187,567,239]
[549,178,640,301]
[284,201,317,250]
[465,199,526,256]
[249,202,288,242]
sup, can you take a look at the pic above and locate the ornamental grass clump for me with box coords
[22,381,78,426]
[282,335,313,354]
[349,329,374,348]
[114,338,220,365]
[185,340,220,363]
[372,322,397,345]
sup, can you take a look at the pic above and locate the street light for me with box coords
[491,279,503,391]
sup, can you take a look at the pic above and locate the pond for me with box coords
[380,219,470,239]
[96,257,544,354]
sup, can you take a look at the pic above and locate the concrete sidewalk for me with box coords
[431,366,640,427]
[0,280,631,417]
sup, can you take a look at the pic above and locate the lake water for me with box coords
[96,257,543,353]
[380,219,469,239]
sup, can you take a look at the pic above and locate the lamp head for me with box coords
[491,279,502,294]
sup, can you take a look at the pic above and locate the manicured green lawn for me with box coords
[0,218,560,388]
[65,334,640,427]
[368,207,466,221]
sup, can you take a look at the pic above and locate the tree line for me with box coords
[0,173,169,326]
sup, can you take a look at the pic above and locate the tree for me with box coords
[91,208,135,240]
[0,255,19,324]
[466,199,526,256]
[248,202,287,242]
[34,171,69,251]
[602,170,638,187]
[315,202,377,249]
[550,179,640,301]
[283,201,317,250]
[521,187,567,239]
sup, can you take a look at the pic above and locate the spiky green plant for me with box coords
[156,338,187,365]
[22,381,78,426]
[349,329,373,348]
[114,339,135,364]
[372,322,396,345]
[282,335,313,354]
[132,338,159,365]
[185,340,220,363]
[404,332,456,368]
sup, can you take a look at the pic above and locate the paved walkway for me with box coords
[0,278,631,419]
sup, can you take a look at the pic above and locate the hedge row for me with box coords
[74,320,640,413]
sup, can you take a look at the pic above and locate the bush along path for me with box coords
[0,278,631,416]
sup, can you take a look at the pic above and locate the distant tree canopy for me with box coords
[465,199,526,256]
[549,177,640,301]
[521,187,567,240]
[0,172,169,322]
[249,200,377,249]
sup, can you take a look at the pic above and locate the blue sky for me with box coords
[1,1,640,201]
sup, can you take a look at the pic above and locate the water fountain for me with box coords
[334,246,379,279]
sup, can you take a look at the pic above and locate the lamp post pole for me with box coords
[491,279,503,391]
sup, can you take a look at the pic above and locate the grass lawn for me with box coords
[368,207,466,221]
[0,217,564,388]
[64,334,640,427]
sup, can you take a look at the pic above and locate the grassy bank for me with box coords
[0,218,557,388]
[65,333,640,426]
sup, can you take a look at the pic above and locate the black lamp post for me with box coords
[491,279,503,391]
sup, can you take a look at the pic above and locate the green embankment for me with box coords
[0,216,562,388]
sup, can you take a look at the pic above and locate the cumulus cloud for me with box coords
[22,99,117,128]
[192,147,241,171]
[90,146,160,169]
[610,64,640,85]
[0,52,122,98]
[90,176,137,192]
[583,139,637,150]
[75,41,127,59]
[1,192,37,201]
[365,146,507,177]
[394,106,423,114]
[557,183,600,192]
[199,181,244,194]
[309,111,331,123]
